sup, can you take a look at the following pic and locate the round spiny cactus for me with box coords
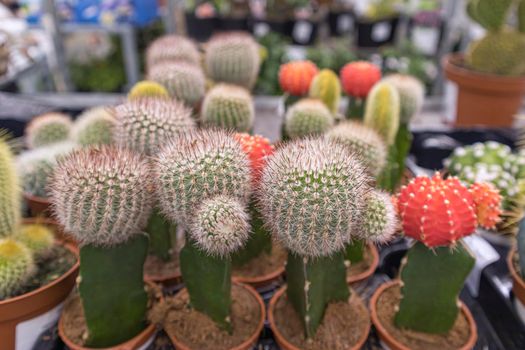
[26,113,72,149]
[146,34,200,70]
[326,121,387,177]
[201,84,254,132]
[279,60,319,96]
[258,137,372,257]
[363,81,400,145]
[285,99,334,139]
[0,134,20,238]
[128,81,169,101]
[360,190,397,243]
[382,74,425,124]
[149,61,206,107]
[0,238,34,299]
[445,141,513,175]
[308,69,341,114]
[190,195,250,257]
[114,98,195,156]
[469,182,502,230]
[154,129,251,227]
[50,146,153,247]
[205,33,261,89]
[16,224,55,258]
[73,107,115,146]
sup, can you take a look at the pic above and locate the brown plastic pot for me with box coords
[268,286,370,350]
[347,242,379,284]
[144,270,182,288]
[167,282,266,350]
[233,265,285,289]
[0,241,79,350]
[443,53,525,127]
[24,192,51,217]
[370,280,478,350]
[507,248,525,305]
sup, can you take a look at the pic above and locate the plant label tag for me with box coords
[338,15,354,33]
[411,26,439,55]
[15,302,64,350]
[444,81,457,124]
[372,22,391,42]
[254,23,270,37]
[463,234,499,297]
[293,21,313,44]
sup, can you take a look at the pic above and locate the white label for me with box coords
[412,26,439,55]
[254,22,270,38]
[371,22,391,42]
[15,302,64,350]
[463,235,499,297]
[337,15,353,33]
[444,80,458,124]
[293,21,313,44]
[137,332,156,350]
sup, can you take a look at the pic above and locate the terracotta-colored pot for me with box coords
[23,217,78,247]
[370,280,478,350]
[24,192,51,217]
[233,265,285,289]
[347,242,379,284]
[0,243,79,350]
[167,282,266,350]
[268,286,370,350]
[144,270,182,288]
[508,248,525,305]
[443,53,525,127]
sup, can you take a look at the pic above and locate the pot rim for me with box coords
[443,53,525,82]
[167,281,266,350]
[369,280,478,350]
[233,262,285,288]
[507,248,525,305]
[23,192,50,205]
[144,270,182,286]
[347,242,379,284]
[268,285,371,350]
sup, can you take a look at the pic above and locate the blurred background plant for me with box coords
[306,39,357,73]
[255,32,289,95]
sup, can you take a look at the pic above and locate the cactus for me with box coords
[382,74,425,124]
[205,32,261,90]
[26,113,72,149]
[201,84,255,132]
[340,61,381,99]
[149,61,206,107]
[0,238,34,299]
[326,121,387,177]
[146,34,200,70]
[0,134,20,238]
[470,182,503,229]
[308,69,341,114]
[360,190,397,242]
[279,60,319,96]
[258,138,396,337]
[50,145,153,347]
[15,224,55,259]
[363,81,400,145]
[127,81,169,101]
[73,107,115,147]
[285,99,334,139]
[394,173,501,333]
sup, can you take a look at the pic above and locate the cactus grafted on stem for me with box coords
[340,61,381,99]
[382,74,424,124]
[285,99,334,139]
[146,34,200,70]
[363,81,400,145]
[308,69,341,114]
[0,135,20,237]
[0,238,34,300]
[73,107,115,146]
[26,113,72,149]
[127,81,169,101]
[279,60,319,96]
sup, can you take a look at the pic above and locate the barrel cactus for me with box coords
[205,32,261,90]
[308,69,341,113]
[279,60,319,96]
[15,224,55,258]
[26,113,72,149]
[73,107,115,146]
[340,61,381,99]
[382,74,425,124]
[285,99,334,139]
[363,81,400,145]
[361,190,397,243]
[0,135,20,238]
[201,84,255,132]
[0,238,34,299]
[127,81,169,101]
[146,34,200,70]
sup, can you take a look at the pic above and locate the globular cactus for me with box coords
[360,190,397,243]
[17,141,77,198]
[201,84,255,132]
[127,81,169,101]
[326,121,387,177]
[149,61,206,107]
[50,146,153,247]
[190,195,250,257]
[279,60,319,96]
[340,61,381,99]
[16,224,55,258]
[234,133,274,185]
[0,134,20,238]
[459,164,518,206]
[0,238,34,299]
[285,99,334,139]
[73,107,115,146]
[382,74,425,124]
[445,141,514,174]
[308,69,341,114]
[470,182,503,229]
[26,113,72,149]
[363,81,400,145]
[146,34,200,70]
[114,98,195,156]
[205,32,261,90]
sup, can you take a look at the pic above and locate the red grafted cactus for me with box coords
[469,182,502,230]
[278,60,319,96]
[340,61,381,99]
[234,133,274,184]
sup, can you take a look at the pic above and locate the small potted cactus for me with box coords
[308,68,342,115]
[339,61,382,119]
[25,112,73,149]
[284,98,335,139]
[145,34,200,72]
[444,0,525,126]
[72,106,115,147]
[153,129,265,349]
[261,137,397,350]
[0,134,79,350]
[51,146,157,349]
[371,173,502,350]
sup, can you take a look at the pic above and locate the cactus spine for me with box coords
[25,113,72,149]
[285,99,334,139]
[146,34,200,70]
[0,238,34,299]
[73,107,115,146]
[127,81,169,101]
[0,134,20,237]
[308,69,341,114]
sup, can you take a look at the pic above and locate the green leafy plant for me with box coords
[255,33,289,96]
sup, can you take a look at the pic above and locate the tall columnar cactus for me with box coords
[205,32,261,90]
[15,224,55,259]
[0,135,20,237]
[73,107,115,146]
[201,84,255,132]
[363,81,400,145]
[50,146,153,347]
[25,113,72,149]
[127,81,169,101]
[308,69,342,114]
[154,129,251,331]
[394,173,501,333]
[0,238,34,299]
[146,34,200,70]
[340,61,382,119]
[279,60,319,96]
[382,74,424,125]
[149,61,206,107]
[258,138,396,337]
[326,121,387,177]
[285,99,334,139]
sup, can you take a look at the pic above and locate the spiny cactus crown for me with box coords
[26,113,72,149]
[201,84,255,132]
[190,195,250,257]
[382,74,425,124]
[0,238,34,299]
[308,69,341,114]
[73,107,114,147]
[146,34,200,69]
[0,135,20,238]
[16,224,55,258]
[127,81,169,101]
[285,99,334,139]
[469,182,503,229]
[326,121,387,177]
[360,190,397,243]
[445,141,513,174]
[279,60,319,96]
[50,146,153,247]
[258,137,372,257]
[363,81,400,145]
[154,129,251,227]
[114,98,195,156]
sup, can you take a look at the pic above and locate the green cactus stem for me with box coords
[345,239,365,263]
[346,98,366,120]
[146,208,176,262]
[518,217,525,279]
[377,123,412,192]
[395,241,475,334]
